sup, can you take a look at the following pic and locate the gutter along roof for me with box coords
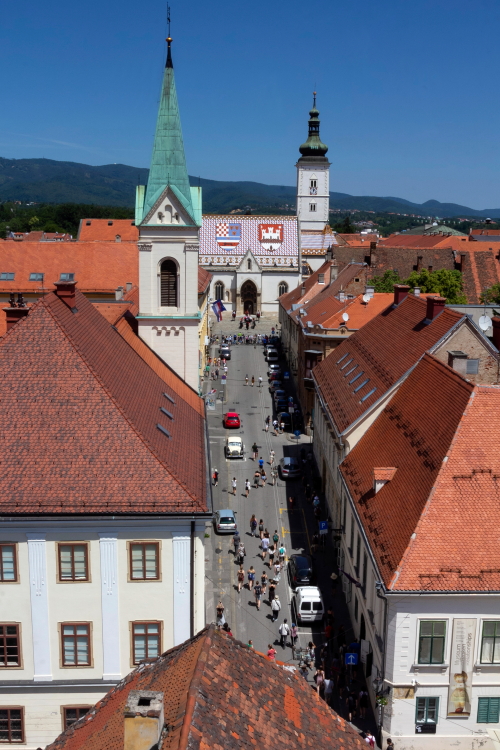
[0,286,207,514]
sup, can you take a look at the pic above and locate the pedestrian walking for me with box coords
[265,415,270,432]
[247,639,254,649]
[280,420,285,433]
[254,470,261,488]
[212,469,218,486]
[300,664,309,679]
[236,543,246,565]
[273,560,281,582]
[260,570,268,594]
[258,376,263,387]
[263,527,270,539]
[254,581,262,610]
[261,535,269,560]
[278,544,286,564]
[267,644,276,661]
[261,470,267,486]
[346,691,357,722]
[272,418,279,432]
[251,376,255,387]
[252,442,258,460]
[307,641,315,667]
[231,477,237,496]
[324,678,334,706]
[272,530,279,547]
[247,566,256,590]
[237,565,245,592]
[232,530,241,552]
[250,514,257,535]
[269,449,275,466]
[365,733,375,749]
[271,595,281,621]
[359,690,369,720]
[386,739,395,750]
[245,374,248,386]
[268,581,276,602]
[216,601,225,627]
[290,623,298,646]
[245,479,251,497]
[271,467,277,486]
[314,668,325,695]
[279,619,290,649]
[258,456,264,471]
[258,519,264,539]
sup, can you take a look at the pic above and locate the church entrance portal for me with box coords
[241,280,257,315]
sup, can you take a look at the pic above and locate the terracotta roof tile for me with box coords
[0,287,207,513]
[379,234,455,248]
[373,467,397,481]
[92,285,139,325]
[337,233,379,246]
[198,266,212,294]
[279,259,334,310]
[77,219,139,242]
[317,293,393,330]
[46,626,365,750]
[313,294,463,434]
[340,354,474,587]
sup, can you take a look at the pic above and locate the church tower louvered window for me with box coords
[160,260,178,306]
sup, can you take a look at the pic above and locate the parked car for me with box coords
[266,351,279,363]
[219,346,231,361]
[214,509,237,534]
[269,381,283,393]
[275,399,289,413]
[273,389,287,405]
[288,554,315,588]
[223,412,241,428]
[277,411,292,430]
[267,364,281,377]
[292,586,324,623]
[225,436,244,458]
[268,371,281,382]
[278,456,301,479]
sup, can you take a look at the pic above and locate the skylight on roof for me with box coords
[344,365,358,377]
[349,371,364,384]
[340,358,353,370]
[336,353,349,365]
[59,273,75,281]
[156,423,171,439]
[29,273,44,281]
[360,387,377,402]
[353,378,369,393]
[0,273,15,281]
[160,407,174,420]
[163,392,176,405]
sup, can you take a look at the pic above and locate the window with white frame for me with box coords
[480,621,500,663]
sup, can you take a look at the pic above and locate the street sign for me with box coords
[221,375,226,384]
[288,396,294,404]
[284,372,290,380]
[288,406,294,414]
[294,430,301,438]
[345,653,358,666]
[319,520,328,535]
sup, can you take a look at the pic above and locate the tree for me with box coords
[370,269,401,292]
[405,269,467,304]
[333,215,356,234]
[480,284,500,304]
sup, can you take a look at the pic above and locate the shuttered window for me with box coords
[477,697,500,723]
[160,260,177,306]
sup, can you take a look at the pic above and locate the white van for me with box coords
[292,586,324,624]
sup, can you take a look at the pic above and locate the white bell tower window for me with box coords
[310,176,317,195]
[310,203,317,212]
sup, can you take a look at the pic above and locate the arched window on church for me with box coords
[278,281,288,297]
[214,281,224,301]
[160,259,178,306]
[247,259,252,270]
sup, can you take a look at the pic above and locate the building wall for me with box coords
[432,324,499,385]
[0,518,206,749]
[296,163,329,230]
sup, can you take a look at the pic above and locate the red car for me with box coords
[223,412,241,428]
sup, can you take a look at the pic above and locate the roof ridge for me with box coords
[178,626,215,750]
[42,293,204,509]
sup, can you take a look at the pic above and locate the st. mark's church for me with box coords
[133,35,334,384]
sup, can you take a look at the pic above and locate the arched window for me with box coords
[278,281,288,297]
[160,260,177,306]
[247,259,252,270]
[214,281,224,301]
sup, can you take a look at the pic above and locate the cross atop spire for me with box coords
[166,4,173,68]
[298,91,328,160]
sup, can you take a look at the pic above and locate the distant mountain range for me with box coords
[1,157,499,219]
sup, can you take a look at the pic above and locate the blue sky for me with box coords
[1,0,500,207]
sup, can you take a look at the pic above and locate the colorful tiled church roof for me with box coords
[0,285,208,514]
[200,215,299,267]
[46,625,365,750]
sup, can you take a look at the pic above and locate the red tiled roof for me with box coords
[0,287,207,514]
[313,294,463,435]
[46,626,365,750]
[471,228,500,236]
[337,233,379,246]
[451,245,500,303]
[340,354,475,588]
[379,234,456,248]
[92,285,139,325]
[77,219,139,242]
[373,467,397,481]
[0,241,138,294]
[317,293,393,330]
[279,259,334,310]
[197,266,212,294]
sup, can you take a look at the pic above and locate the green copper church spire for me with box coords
[298,91,329,160]
[140,33,197,225]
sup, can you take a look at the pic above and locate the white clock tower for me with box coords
[296,93,330,231]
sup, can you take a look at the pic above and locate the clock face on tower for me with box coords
[310,187,317,195]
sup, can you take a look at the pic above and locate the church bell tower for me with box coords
[135,32,202,390]
[296,93,330,231]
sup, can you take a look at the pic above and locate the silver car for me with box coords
[214,509,237,534]
[279,457,301,479]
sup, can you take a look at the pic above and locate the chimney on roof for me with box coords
[393,284,410,306]
[115,286,124,301]
[339,291,345,302]
[426,295,446,321]
[4,293,30,331]
[416,255,423,271]
[459,253,466,272]
[369,243,377,268]
[373,467,397,494]
[491,317,500,351]
[301,283,306,297]
[365,285,374,299]
[126,282,133,292]
[330,259,338,281]
[124,691,164,750]
[318,273,325,284]
[325,248,333,261]
[413,287,421,297]
[54,280,77,309]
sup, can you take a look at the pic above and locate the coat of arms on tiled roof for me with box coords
[200,215,299,266]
